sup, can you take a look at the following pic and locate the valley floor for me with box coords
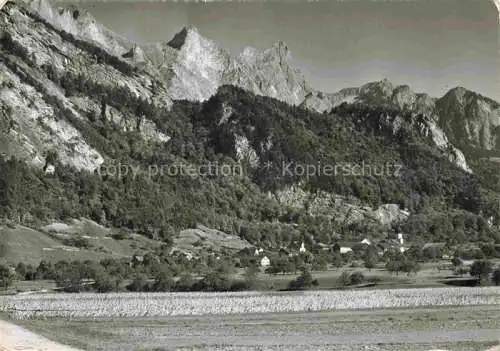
[0,319,81,350]
[6,305,500,351]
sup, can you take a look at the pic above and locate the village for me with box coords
[241,232,500,290]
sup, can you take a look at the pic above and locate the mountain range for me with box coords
[1,0,500,258]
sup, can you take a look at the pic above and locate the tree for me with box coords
[405,244,423,261]
[469,260,492,285]
[401,259,420,276]
[93,270,117,293]
[451,256,461,267]
[422,246,441,262]
[362,248,377,271]
[15,262,27,280]
[386,259,403,276]
[0,264,14,290]
[275,256,290,274]
[152,269,174,292]
[36,260,54,280]
[175,273,195,292]
[480,243,496,258]
[54,264,86,293]
[337,271,351,287]
[312,255,328,271]
[328,251,343,268]
[492,267,500,286]
[288,269,317,290]
[126,274,150,292]
[243,266,259,289]
[198,271,232,292]
[350,271,365,285]
[0,235,7,257]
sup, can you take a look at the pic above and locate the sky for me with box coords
[59,0,499,101]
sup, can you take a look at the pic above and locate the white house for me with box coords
[340,247,353,254]
[260,256,271,267]
[459,259,475,267]
[360,238,371,245]
[299,242,306,253]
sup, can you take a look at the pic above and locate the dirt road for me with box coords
[0,320,82,351]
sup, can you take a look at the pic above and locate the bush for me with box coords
[54,265,86,293]
[453,266,469,277]
[229,280,251,291]
[111,231,129,240]
[469,260,492,285]
[151,270,174,292]
[288,269,317,290]
[264,266,280,275]
[0,264,14,290]
[350,271,365,285]
[126,274,150,292]
[15,262,27,280]
[94,272,118,293]
[175,274,195,292]
[195,272,232,292]
[62,236,91,249]
[492,267,500,286]
[337,271,352,287]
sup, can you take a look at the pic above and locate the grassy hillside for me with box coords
[0,223,161,266]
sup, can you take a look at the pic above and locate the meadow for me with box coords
[1,287,500,350]
[1,286,500,319]
[5,305,500,350]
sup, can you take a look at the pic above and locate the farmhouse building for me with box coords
[360,238,372,245]
[340,247,353,254]
[260,256,271,267]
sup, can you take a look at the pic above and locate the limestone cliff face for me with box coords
[0,0,170,171]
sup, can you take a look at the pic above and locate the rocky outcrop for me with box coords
[24,0,128,57]
[175,224,253,254]
[436,87,500,151]
[274,186,409,226]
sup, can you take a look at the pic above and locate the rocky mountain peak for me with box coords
[444,86,468,99]
[266,40,290,63]
[358,78,395,101]
[436,87,500,151]
[160,24,311,105]
[167,25,204,50]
